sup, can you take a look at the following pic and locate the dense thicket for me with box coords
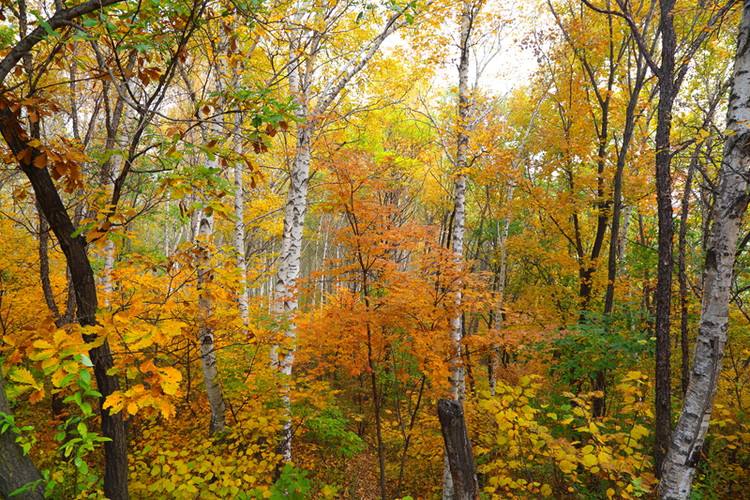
[0,0,748,498]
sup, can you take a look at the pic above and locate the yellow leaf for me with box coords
[581,453,598,468]
[631,424,649,440]
[127,401,139,415]
[541,484,552,497]
[559,459,576,474]
[10,367,37,387]
[51,369,66,388]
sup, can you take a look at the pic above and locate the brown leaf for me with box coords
[32,152,47,168]
[16,148,32,165]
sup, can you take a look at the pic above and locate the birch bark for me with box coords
[180,57,229,434]
[272,2,409,462]
[443,2,474,497]
[658,3,750,497]
[196,210,227,434]
[233,110,250,330]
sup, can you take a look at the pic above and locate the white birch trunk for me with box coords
[272,122,312,461]
[319,216,329,304]
[103,239,115,307]
[271,2,407,462]
[182,53,229,434]
[102,154,124,309]
[196,210,227,434]
[658,5,750,497]
[444,2,474,497]
[233,111,250,331]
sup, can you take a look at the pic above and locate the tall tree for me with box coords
[443,0,481,498]
[652,0,677,471]
[659,2,750,496]
[272,0,411,461]
[582,0,738,471]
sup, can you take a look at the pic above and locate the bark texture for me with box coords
[443,3,474,496]
[438,399,479,500]
[654,0,677,473]
[196,211,227,434]
[449,0,473,407]
[233,112,250,330]
[658,4,750,497]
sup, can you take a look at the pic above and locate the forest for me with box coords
[0,0,749,498]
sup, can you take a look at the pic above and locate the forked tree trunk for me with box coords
[659,4,750,497]
[272,3,407,461]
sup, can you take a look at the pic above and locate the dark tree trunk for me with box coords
[438,399,478,500]
[0,101,129,499]
[599,52,647,419]
[0,378,43,499]
[660,4,750,494]
[654,0,677,476]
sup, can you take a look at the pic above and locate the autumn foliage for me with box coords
[0,0,749,498]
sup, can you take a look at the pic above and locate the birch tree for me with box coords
[658,3,750,496]
[272,0,412,461]
[442,2,482,497]
[181,57,230,434]
[195,208,227,433]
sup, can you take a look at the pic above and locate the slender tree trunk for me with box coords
[181,62,229,435]
[654,0,677,474]
[196,211,227,434]
[38,205,74,417]
[597,57,646,418]
[233,111,250,331]
[38,206,61,320]
[103,239,115,307]
[603,62,645,316]
[358,267,387,500]
[273,122,312,461]
[489,187,512,396]
[618,205,632,263]
[678,153,697,397]
[319,216,330,304]
[444,3,473,497]
[659,5,750,496]
[272,1,406,462]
